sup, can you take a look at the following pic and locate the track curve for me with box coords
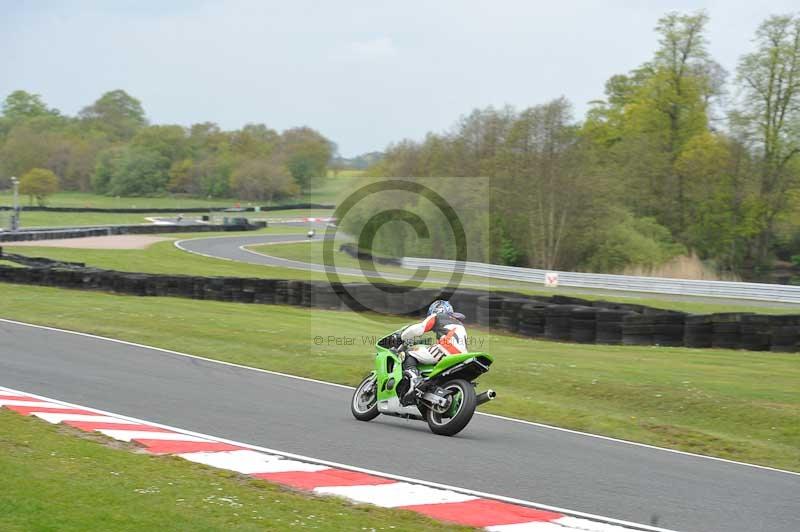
[1,319,797,532]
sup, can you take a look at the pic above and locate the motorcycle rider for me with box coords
[398,300,468,402]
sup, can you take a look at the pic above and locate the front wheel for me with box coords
[425,379,476,436]
[351,373,379,421]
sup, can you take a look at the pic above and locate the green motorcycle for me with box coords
[351,331,496,436]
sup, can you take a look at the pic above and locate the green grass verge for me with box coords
[1,283,798,472]
[0,410,469,532]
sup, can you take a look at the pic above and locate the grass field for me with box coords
[0,410,467,532]
[1,283,797,472]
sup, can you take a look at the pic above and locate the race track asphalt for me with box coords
[176,233,799,309]
[2,319,798,532]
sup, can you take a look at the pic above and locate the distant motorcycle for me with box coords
[351,331,496,436]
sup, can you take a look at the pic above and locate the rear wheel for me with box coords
[425,379,476,436]
[351,374,379,421]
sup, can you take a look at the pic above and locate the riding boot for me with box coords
[402,367,422,403]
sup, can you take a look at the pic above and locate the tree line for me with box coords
[368,12,800,278]
[0,89,333,203]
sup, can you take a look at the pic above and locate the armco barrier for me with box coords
[401,257,800,304]
[0,254,796,352]
[0,223,256,243]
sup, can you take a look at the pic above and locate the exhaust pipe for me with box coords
[476,389,496,406]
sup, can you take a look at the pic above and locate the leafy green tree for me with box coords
[79,90,147,142]
[282,127,332,191]
[167,159,194,193]
[584,11,716,236]
[587,215,686,273]
[131,125,188,161]
[106,147,171,196]
[19,168,59,206]
[733,14,800,266]
[1,90,59,124]
[230,158,298,202]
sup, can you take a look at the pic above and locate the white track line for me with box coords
[0,383,673,532]
[1,316,797,480]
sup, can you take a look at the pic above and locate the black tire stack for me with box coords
[623,314,656,346]
[447,290,483,325]
[653,312,687,347]
[346,283,387,313]
[403,289,441,317]
[712,313,751,350]
[684,315,714,348]
[545,305,574,341]
[477,295,505,329]
[274,280,290,304]
[517,303,548,338]
[287,280,305,306]
[569,307,597,344]
[382,286,411,316]
[498,298,529,333]
[253,279,277,304]
[769,315,800,353]
[595,309,633,345]
[739,314,772,351]
[311,282,342,310]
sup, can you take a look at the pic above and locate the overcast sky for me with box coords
[2,1,797,156]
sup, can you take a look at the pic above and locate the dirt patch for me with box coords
[3,235,173,250]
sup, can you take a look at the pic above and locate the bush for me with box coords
[19,167,59,206]
[586,214,686,272]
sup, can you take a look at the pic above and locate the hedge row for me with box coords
[0,255,796,353]
[0,222,259,242]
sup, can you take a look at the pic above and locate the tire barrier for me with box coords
[569,306,598,344]
[0,254,796,352]
[517,302,548,338]
[545,305,575,341]
[498,298,530,333]
[477,295,505,328]
[653,312,687,347]
[446,289,484,325]
[684,314,714,348]
[0,203,334,214]
[712,313,752,350]
[0,223,256,243]
[595,309,635,345]
[769,315,800,353]
[740,315,771,352]
[623,314,656,346]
